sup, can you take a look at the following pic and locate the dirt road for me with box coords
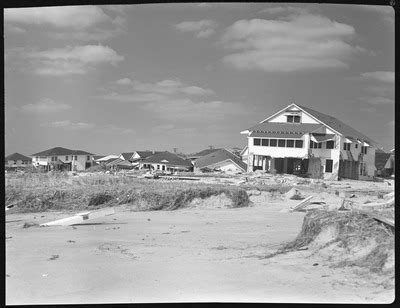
[6,201,394,304]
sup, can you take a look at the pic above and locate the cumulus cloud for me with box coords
[359,5,394,24]
[4,6,110,29]
[221,12,361,72]
[258,6,310,15]
[174,20,218,38]
[151,124,196,135]
[361,71,394,83]
[114,78,133,86]
[25,45,124,76]
[21,98,72,112]
[132,79,214,96]
[41,120,95,130]
[99,92,167,102]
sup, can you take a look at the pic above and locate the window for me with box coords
[286,140,294,148]
[310,141,322,149]
[278,139,286,147]
[74,155,78,160]
[343,143,351,151]
[287,115,301,123]
[261,139,269,146]
[295,140,303,148]
[65,156,69,161]
[361,146,368,154]
[326,140,334,149]
[87,155,90,161]
[253,138,261,146]
[14,160,17,164]
[355,144,358,149]
[269,139,277,147]
[157,165,160,170]
[325,159,333,173]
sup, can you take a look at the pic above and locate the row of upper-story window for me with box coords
[253,138,368,153]
[343,142,368,154]
[35,155,92,161]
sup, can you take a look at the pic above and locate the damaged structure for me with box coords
[193,148,247,173]
[241,104,380,180]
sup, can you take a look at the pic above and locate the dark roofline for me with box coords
[31,147,95,156]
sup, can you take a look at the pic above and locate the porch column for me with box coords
[270,158,276,174]
[262,157,266,171]
[283,158,288,174]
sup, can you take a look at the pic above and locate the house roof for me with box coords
[296,105,380,148]
[375,152,391,170]
[135,151,160,159]
[5,153,32,161]
[93,155,105,160]
[249,122,323,135]
[120,152,134,160]
[32,147,94,156]
[189,148,222,158]
[143,151,193,167]
[194,148,247,172]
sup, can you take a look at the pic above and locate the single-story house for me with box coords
[139,151,193,172]
[375,149,395,177]
[194,148,247,173]
[187,148,221,164]
[94,155,119,164]
[119,152,135,161]
[5,153,32,168]
[31,147,95,171]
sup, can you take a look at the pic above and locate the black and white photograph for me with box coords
[4,1,395,304]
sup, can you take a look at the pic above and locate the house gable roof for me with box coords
[120,152,134,160]
[194,148,247,172]
[375,152,392,170]
[189,148,222,158]
[143,151,192,167]
[5,153,32,161]
[31,147,94,156]
[135,151,161,159]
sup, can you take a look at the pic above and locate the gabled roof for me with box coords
[296,104,380,148]
[5,153,32,161]
[194,148,247,172]
[375,152,391,170]
[143,151,193,167]
[189,148,221,158]
[120,152,134,160]
[248,122,323,135]
[135,151,160,159]
[32,147,94,156]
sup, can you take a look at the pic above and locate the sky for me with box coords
[4,2,395,156]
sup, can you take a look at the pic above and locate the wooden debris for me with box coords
[40,208,115,227]
[289,196,313,212]
[357,209,394,228]
[361,197,394,210]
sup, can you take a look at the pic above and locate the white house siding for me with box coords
[248,135,309,159]
[32,155,93,171]
[6,160,31,167]
[195,160,244,173]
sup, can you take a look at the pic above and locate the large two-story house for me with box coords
[31,147,95,171]
[241,104,379,181]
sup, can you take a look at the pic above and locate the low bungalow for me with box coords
[5,153,32,168]
[194,148,247,173]
[31,147,95,171]
[187,148,221,164]
[139,151,193,172]
[119,152,135,161]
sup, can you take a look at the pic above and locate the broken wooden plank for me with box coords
[289,195,313,212]
[362,197,394,209]
[357,209,394,228]
[40,208,115,227]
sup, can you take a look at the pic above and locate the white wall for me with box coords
[249,135,310,159]
[32,155,93,171]
[268,110,320,124]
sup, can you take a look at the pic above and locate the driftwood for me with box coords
[40,208,115,227]
[362,197,394,209]
[357,209,394,228]
[289,196,314,212]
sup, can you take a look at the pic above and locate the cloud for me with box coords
[5,24,26,34]
[5,6,110,29]
[21,98,72,112]
[361,71,394,83]
[133,79,214,95]
[98,92,167,102]
[258,6,310,15]
[174,20,218,38]
[151,124,196,135]
[41,120,94,130]
[141,98,246,121]
[221,13,361,72]
[99,124,135,134]
[25,45,124,76]
[114,78,133,86]
[359,96,394,105]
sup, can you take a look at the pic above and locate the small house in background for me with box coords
[240,146,249,164]
[5,153,32,169]
[193,148,247,173]
[187,148,221,164]
[119,152,135,161]
[375,149,395,178]
[241,103,380,181]
[130,151,161,163]
[31,147,95,171]
[94,154,119,164]
[139,151,193,172]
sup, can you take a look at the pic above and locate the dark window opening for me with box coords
[269,139,277,147]
[295,140,303,148]
[326,140,334,149]
[325,159,333,173]
[278,139,286,147]
[254,138,261,146]
[343,143,351,151]
[286,140,294,147]
[287,115,301,123]
[262,139,269,146]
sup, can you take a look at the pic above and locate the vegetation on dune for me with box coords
[5,172,250,212]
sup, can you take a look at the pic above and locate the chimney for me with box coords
[173,147,177,154]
